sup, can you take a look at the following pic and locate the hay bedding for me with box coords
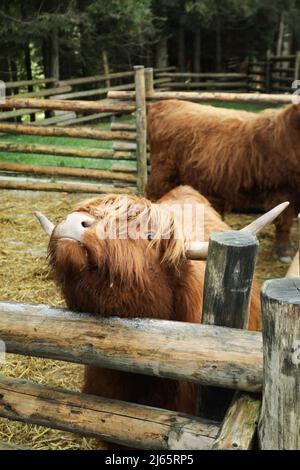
[0,190,298,450]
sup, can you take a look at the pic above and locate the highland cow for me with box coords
[35,186,286,416]
[146,100,300,262]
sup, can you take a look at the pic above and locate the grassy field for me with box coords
[0,101,282,171]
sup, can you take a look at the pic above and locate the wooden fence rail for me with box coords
[0,301,263,392]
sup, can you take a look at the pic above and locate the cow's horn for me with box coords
[240,201,289,235]
[35,211,55,236]
[185,241,209,260]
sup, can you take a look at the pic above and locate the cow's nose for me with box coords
[55,212,96,242]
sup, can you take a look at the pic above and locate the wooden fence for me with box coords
[0,226,299,449]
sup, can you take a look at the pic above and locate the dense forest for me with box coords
[1,0,300,81]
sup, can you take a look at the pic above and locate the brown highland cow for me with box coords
[146,100,300,262]
[35,186,285,418]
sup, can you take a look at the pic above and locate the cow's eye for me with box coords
[147,232,154,241]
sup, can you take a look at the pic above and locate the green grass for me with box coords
[0,103,282,171]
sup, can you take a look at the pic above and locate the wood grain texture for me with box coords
[107,90,294,105]
[259,278,300,449]
[0,98,135,114]
[0,302,263,392]
[198,231,258,421]
[0,141,135,160]
[134,66,148,195]
[0,122,136,141]
[0,375,219,450]
[213,392,261,450]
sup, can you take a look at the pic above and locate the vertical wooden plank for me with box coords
[134,66,148,195]
[259,278,300,449]
[265,50,272,93]
[213,392,261,450]
[198,231,259,421]
[145,68,154,96]
[294,51,300,81]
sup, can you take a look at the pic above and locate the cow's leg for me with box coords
[146,161,179,201]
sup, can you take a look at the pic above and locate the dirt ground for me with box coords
[0,189,298,449]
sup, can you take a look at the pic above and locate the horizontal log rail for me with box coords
[0,178,136,195]
[0,141,135,160]
[159,82,248,90]
[156,72,247,79]
[108,90,294,105]
[12,86,72,99]
[0,375,219,449]
[0,162,136,183]
[0,122,136,141]
[4,77,56,90]
[0,98,136,114]
[0,302,263,392]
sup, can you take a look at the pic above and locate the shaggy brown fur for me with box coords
[48,185,260,417]
[146,100,300,260]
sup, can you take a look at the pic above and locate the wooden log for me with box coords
[198,231,259,421]
[60,71,134,87]
[111,122,136,132]
[0,109,39,121]
[0,178,136,195]
[271,54,296,61]
[156,72,247,79]
[0,375,219,450]
[0,98,136,114]
[294,51,300,80]
[145,68,154,96]
[0,122,136,141]
[113,141,137,151]
[107,90,294,105]
[159,82,248,89]
[134,66,148,195]
[0,141,135,160]
[5,77,56,90]
[54,112,115,127]
[259,278,300,449]
[53,82,136,101]
[12,85,72,99]
[0,162,136,183]
[0,301,263,391]
[213,392,261,450]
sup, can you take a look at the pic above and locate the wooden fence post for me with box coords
[198,231,259,421]
[265,50,272,93]
[259,277,300,449]
[145,68,154,96]
[134,65,148,195]
[294,51,300,81]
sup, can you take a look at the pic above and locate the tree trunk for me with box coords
[276,12,285,56]
[178,1,186,72]
[10,59,20,122]
[216,15,222,72]
[24,44,35,121]
[193,29,201,77]
[50,31,60,83]
[156,37,168,69]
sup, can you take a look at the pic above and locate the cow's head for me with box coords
[35,194,288,317]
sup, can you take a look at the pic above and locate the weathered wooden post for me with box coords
[198,231,259,422]
[294,51,300,81]
[265,50,273,93]
[259,278,300,449]
[145,68,154,96]
[134,65,148,195]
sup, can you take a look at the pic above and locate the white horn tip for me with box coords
[34,211,54,237]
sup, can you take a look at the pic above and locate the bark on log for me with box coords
[0,375,219,450]
[0,302,263,391]
[134,66,148,195]
[0,98,135,114]
[259,278,300,449]
[107,90,294,105]
[0,162,136,183]
[213,392,261,450]
[0,141,135,160]
[0,122,136,141]
[0,179,136,195]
